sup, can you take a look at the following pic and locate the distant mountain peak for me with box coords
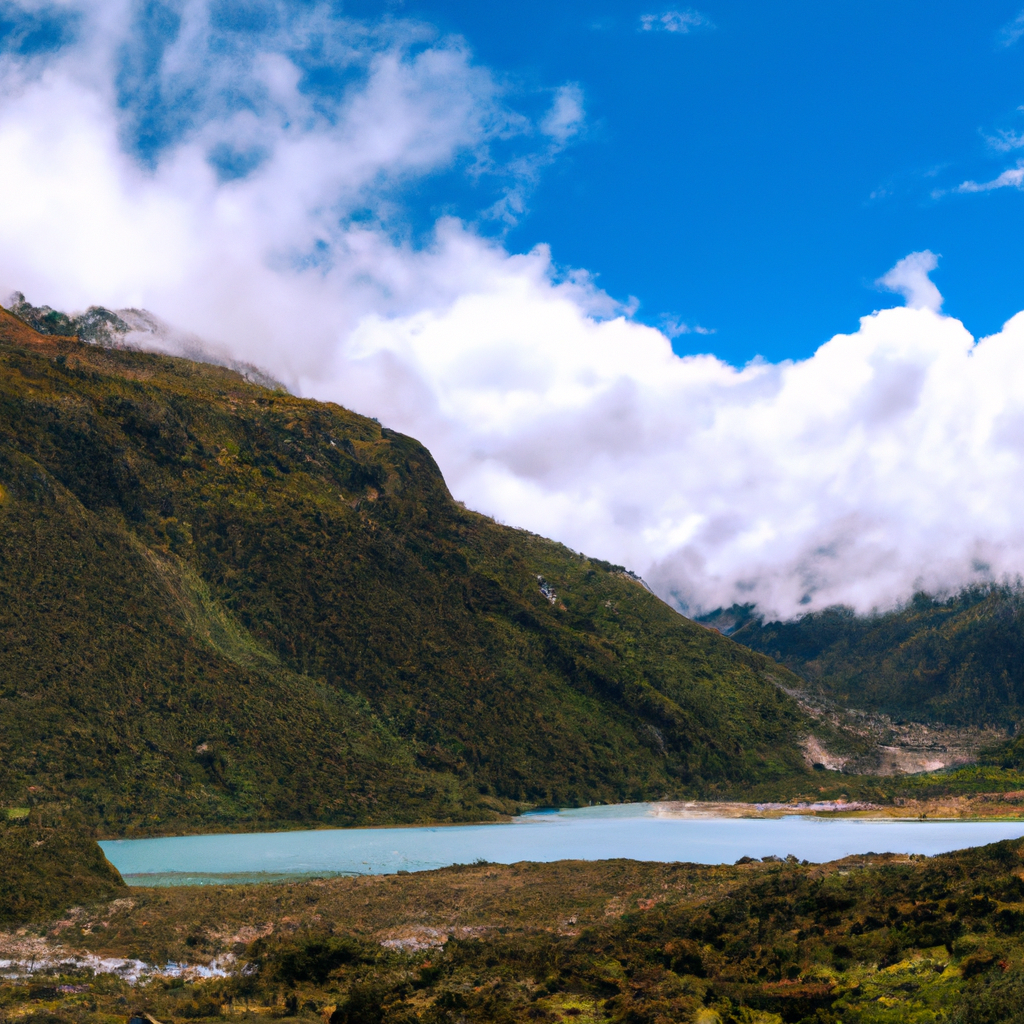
[5,292,286,392]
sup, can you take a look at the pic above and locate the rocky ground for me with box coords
[789,687,1008,776]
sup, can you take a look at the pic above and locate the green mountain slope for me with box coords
[715,586,1024,729]
[0,306,816,836]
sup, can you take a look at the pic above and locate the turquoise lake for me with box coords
[99,804,1024,886]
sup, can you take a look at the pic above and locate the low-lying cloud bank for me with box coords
[1,1,1023,619]
[331,257,1024,619]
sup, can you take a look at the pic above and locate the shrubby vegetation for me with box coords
[7,837,1024,1023]
[0,306,820,836]
[0,821,124,926]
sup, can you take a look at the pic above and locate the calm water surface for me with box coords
[100,804,1024,886]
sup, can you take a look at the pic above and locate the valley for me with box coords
[5,300,1024,1024]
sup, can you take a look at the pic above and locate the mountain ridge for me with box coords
[708,586,1024,731]
[0,304,825,836]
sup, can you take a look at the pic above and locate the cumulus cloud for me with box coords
[639,10,712,34]
[875,251,943,312]
[337,253,1024,619]
[4,1,1024,622]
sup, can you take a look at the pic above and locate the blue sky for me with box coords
[5,0,1024,615]
[6,0,1022,364]
[340,0,1024,365]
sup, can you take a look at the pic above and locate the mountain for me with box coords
[713,586,1024,731]
[0,304,823,836]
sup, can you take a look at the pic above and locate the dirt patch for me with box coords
[788,688,1008,776]
[802,734,850,771]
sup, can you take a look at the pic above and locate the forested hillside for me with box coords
[0,306,819,836]
[717,587,1024,729]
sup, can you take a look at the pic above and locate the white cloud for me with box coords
[335,251,1024,620]
[875,251,943,313]
[6,3,1024,623]
[660,317,715,338]
[484,84,585,226]
[541,83,585,145]
[999,9,1024,47]
[957,162,1024,193]
[984,128,1024,152]
[639,10,712,34]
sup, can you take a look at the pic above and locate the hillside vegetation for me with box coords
[0,306,819,836]
[0,821,125,926]
[8,837,1024,1023]
[710,587,1024,732]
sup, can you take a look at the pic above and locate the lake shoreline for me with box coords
[94,790,1024,847]
[649,794,1024,821]
[13,836,1024,1023]
[95,792,1024,844]
[99,804,1024,885]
